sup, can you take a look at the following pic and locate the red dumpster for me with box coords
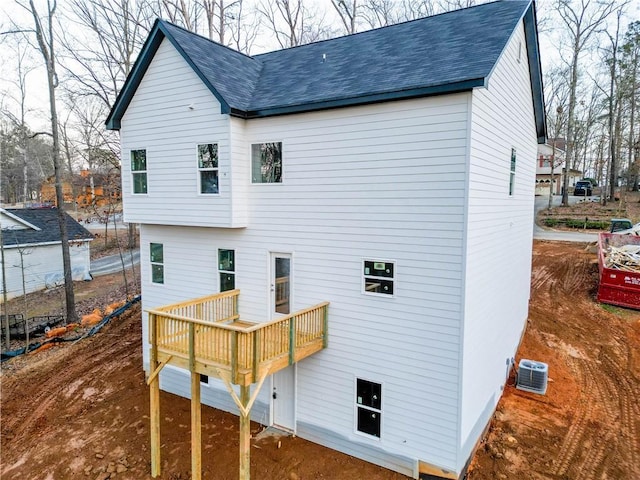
[597,233,640,310]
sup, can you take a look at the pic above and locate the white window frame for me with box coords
[509,147,517,196]
[131,149,148,195]
[354,377,383,440]
[150,242,164,285]
[362,259,396,297]
[251,141,283,184]
[197,143,219,195]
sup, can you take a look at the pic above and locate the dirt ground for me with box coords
[469,241,640,480]
[2,241,640,479]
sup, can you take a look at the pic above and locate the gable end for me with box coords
[106,20,232,130]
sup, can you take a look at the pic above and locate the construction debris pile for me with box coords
[604,244,640,272]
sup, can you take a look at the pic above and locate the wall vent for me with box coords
[516,359,548,395]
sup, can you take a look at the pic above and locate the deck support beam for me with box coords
[216,368,270,480]
[191,372,202,480]
[149,313,161,478]
[239,385,250,480]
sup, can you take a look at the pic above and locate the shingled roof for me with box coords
[106,0,545,142]
[1,208,94,248]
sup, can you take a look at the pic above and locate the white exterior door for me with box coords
[272,365,296,431]
[270,253,296,431]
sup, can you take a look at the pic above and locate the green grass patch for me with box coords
[543,218,609,230]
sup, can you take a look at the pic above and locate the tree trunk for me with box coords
[562,45,580,206]
[1,229,10,349]
[29,0,78,324]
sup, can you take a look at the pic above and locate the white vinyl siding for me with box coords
[139,93,469,473]
[460,21,537,469]
[1,241,91,300]
[120,39,238,227]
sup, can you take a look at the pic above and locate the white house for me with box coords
[106,1,546,479]
[0,208,93,300]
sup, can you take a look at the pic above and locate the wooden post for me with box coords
[288,317,296,365]
[231,331,238,382]
[239,384,250,480]
[149,313,161,477]
[191,372,202,480]
[322,304,329,348]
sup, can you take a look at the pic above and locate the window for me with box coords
[198,143,219,194]
[363,260,394,296]
[200,374,209,384]
[356,379,382,438]
[131,149,147,194]
[509,148,516,196]
[251,142,282,183]
[150,243,164,284]
[218,249,235,292]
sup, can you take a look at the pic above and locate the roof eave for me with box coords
[231,79,486,119]
[2,238,93,249]
[105,19,231,131]
[0,208,42,231]
[523,1,547,144]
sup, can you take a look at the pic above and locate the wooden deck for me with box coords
[147,290,329,386]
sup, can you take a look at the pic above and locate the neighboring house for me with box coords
[106,1,545,479]
[535,140,581,196]
[40,169,121,207]
[0,208,93,300]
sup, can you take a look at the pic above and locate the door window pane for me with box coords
[274,257,290,314]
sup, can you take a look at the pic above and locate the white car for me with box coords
[613,222,640,235]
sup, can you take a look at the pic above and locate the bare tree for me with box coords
[360,0,399,29]
[397,0,438,21]
[60,0,152,257]
[0,229,10,349]
[258,0,333,49]
[555,0,619,206]
[12,240,33,350]
[544,66,569,208]
[620,21,640,189]
[228,0,260,54]
[60,0,154,109]
[20,0,78,324]
[332,0,358,35]
[200,0,241,44]
[603,9,624,201]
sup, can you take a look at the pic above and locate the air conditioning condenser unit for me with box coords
[516,359,548,395]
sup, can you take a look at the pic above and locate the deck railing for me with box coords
[147,291,328,384]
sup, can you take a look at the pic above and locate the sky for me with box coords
[0,0,639,132]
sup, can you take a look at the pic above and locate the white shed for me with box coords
[1,208,93,300]
[106,1,546,479]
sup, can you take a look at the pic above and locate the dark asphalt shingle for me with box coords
[249,1,529,111]
[107,0,543,137]
[2,208,94,247]
[159,0,529,112]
